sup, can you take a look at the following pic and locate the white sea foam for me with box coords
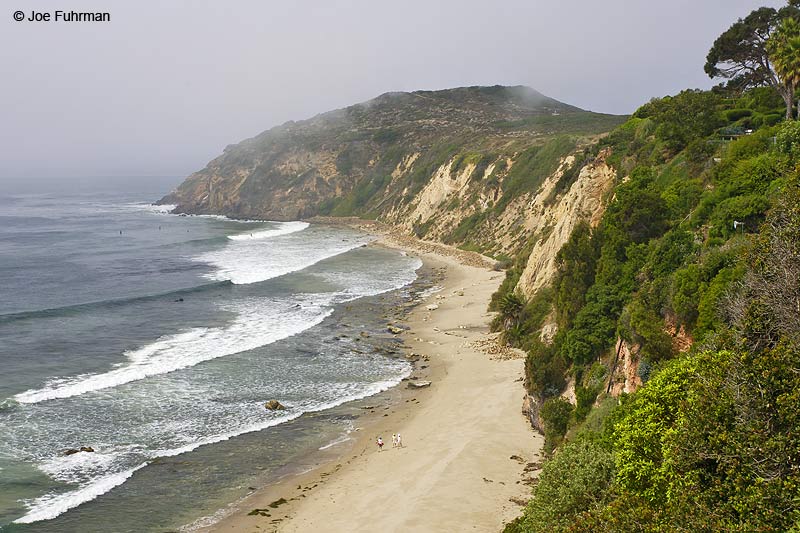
[15,368,411,526]
[227,221,309,241]
[115,202,268,223]
[110,202,177,215]
[319,435,353,451]
[144,203,176,214]
[198,234,372,285]
[14,463,147,524]
[313,256,423,299]
[188,214,262,223]
[40,450,121,481]
[14,299,334,404]
[179,504,237,532]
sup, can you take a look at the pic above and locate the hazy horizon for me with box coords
[0,0,786,188]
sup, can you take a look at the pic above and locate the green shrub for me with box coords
[553,222,597,330]
[619,299,675,364]
[574,362,608,421]
[513,438,615,532]
[540,397,573,452]
[670,264,703,328]
[776,119,800,157]
[612,354,705,503]
[725,108,753,121]
[525,340,567,398]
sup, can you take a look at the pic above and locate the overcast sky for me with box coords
[0,0,786,189]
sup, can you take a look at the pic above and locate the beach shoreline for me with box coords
[202,226,543,533]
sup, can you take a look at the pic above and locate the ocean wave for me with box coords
[14,298,334,404]
[14,369,410,526]
[227,221,309,241]
[14,463,147,524]
[142,203,176,214]
[197,235,372,285]
[115,203,266,223]
[11,248,419,405]
[173,212,265,223]
[100,202,176,216]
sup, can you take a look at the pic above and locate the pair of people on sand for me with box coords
[376,433,402,451]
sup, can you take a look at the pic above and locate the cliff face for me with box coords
[514,149,616,297]
[162,85,625,289]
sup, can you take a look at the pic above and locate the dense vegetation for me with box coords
[502,3,800,530]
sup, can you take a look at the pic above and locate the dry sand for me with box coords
[208,235,543,533]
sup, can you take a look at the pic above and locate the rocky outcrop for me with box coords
[522,394,543,433]
[264,400,286,411]
[607,338,643,396]
[64,446,95,455]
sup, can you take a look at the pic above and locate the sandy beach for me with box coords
[207,232,543,533]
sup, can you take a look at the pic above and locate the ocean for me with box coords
[0,188,423,532]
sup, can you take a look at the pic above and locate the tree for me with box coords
[636,90,723,152]
[768,18,800,118]
[705,4,800,119]
[554,221,598,330]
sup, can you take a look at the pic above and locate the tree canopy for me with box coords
[705,2,799,119]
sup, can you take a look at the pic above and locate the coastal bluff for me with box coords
[160,85,626,300]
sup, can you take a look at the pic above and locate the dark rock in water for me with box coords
[265,400,286,411]
[174,298,184,302]
[387,325,404,335]
[407,380,431,389]
[64,446,95,455]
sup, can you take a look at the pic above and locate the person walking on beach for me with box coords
[391,434,398,448]
[396,433,403,448]
[376,436,384,451]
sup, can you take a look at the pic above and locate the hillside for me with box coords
[499,83,800,531]
[160,86,624,261]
